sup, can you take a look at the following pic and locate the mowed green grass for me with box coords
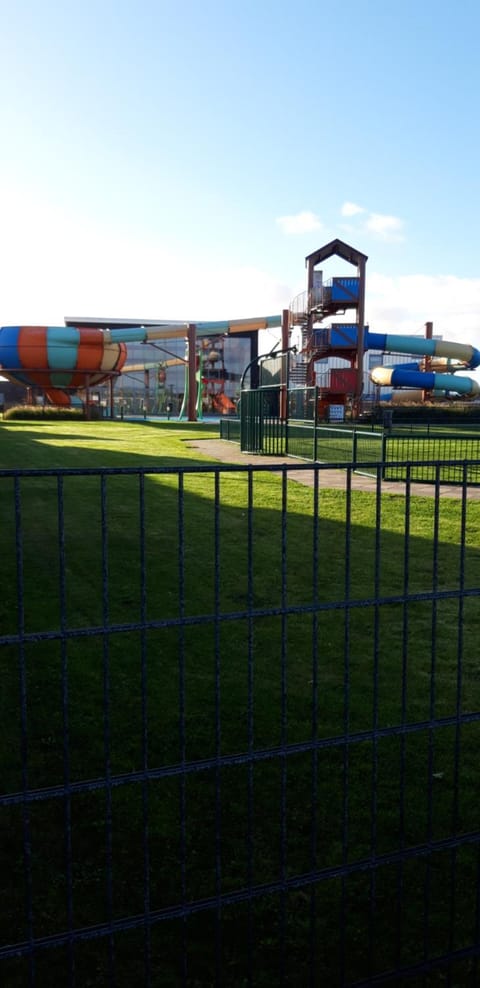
[1,420,480,986]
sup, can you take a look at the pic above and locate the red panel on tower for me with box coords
[330,368,357,392]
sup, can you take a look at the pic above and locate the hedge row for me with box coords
[386,403,480,424]
[3,405,85,421]
[357,402,480,425]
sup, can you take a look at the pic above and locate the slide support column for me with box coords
[354,255,366,419]
[187,323,197,422]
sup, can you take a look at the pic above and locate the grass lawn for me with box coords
[1,420,480,986]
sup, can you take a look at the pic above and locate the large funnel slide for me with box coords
[0,316,282,404]
[366,331,480,397]
[0,326,127,404]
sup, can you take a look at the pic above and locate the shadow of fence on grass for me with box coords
[1,459,480,986]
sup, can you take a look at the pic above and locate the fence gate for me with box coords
[240,386,287,454]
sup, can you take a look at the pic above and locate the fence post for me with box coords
[258,390,263,453]
[284,385,289,456]
[381,430,387,479]
[352,427,358,468]
[313,387,318,462]
[240,390,248,451]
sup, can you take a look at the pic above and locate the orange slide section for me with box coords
[212,392,236,415]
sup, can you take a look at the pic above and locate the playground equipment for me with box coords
[288,238,480,411]
[120,333,240,418]
[175,334,240,418]
[212,392,236,414]
[0,325,127,406]
[200,335,237,414]
[307,324,480,400]
[119,355,185,416]
[4,241,479,417]
[0,316,281,416]
[288,240,366,413]
[366,331,480,396]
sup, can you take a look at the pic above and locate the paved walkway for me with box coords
[186,439,480,500]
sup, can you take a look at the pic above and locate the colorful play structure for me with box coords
[0,316,281,418]
[287,239,480,414]
[1,238,479,417]
[118,334,238,419]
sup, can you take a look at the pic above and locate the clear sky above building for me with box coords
[1,0,480,366]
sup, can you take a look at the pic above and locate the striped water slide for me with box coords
[0,317,282,404]
[365,331,480,396]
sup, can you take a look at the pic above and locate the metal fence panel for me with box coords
[239,386,382,473]
[285,421,315,460]
[385,433,480,484]
[312,426,382,477]
[1,461,480,986]
[240,388,286,454]
[219,417,240,443]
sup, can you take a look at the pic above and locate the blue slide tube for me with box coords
[365,330,480,395]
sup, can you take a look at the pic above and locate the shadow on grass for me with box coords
[1,454,480,986]
[0,420,221,477]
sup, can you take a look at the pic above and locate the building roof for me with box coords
[64,314,282,338]
[305,239,368,269]
[65,316,186,330]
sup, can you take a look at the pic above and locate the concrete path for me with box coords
[186,439,480,500]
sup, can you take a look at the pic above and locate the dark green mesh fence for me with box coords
[286,422,315,459]
[234,387,480,484]
[384,434,480,484]
[354,429,385,471]
[219,418,240,442]
[288,388,316,421]
[240,387,286,454]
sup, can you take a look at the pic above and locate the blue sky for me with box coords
[1,0,480,359]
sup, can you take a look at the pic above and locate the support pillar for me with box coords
[306,257,315,377]
[354,256,366,419]
[187,323,197,422]
[109,376,115,419]
[85,375,91,420]
[423,321,433,402]
[144,368,150,417]
[280,308,289,420]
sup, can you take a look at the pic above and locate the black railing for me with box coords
[1,461,480,986]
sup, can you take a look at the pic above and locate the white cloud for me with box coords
[341,201,365,217]
[365,213,405,242]
[276,211,323,235]
[338,201,405,243]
